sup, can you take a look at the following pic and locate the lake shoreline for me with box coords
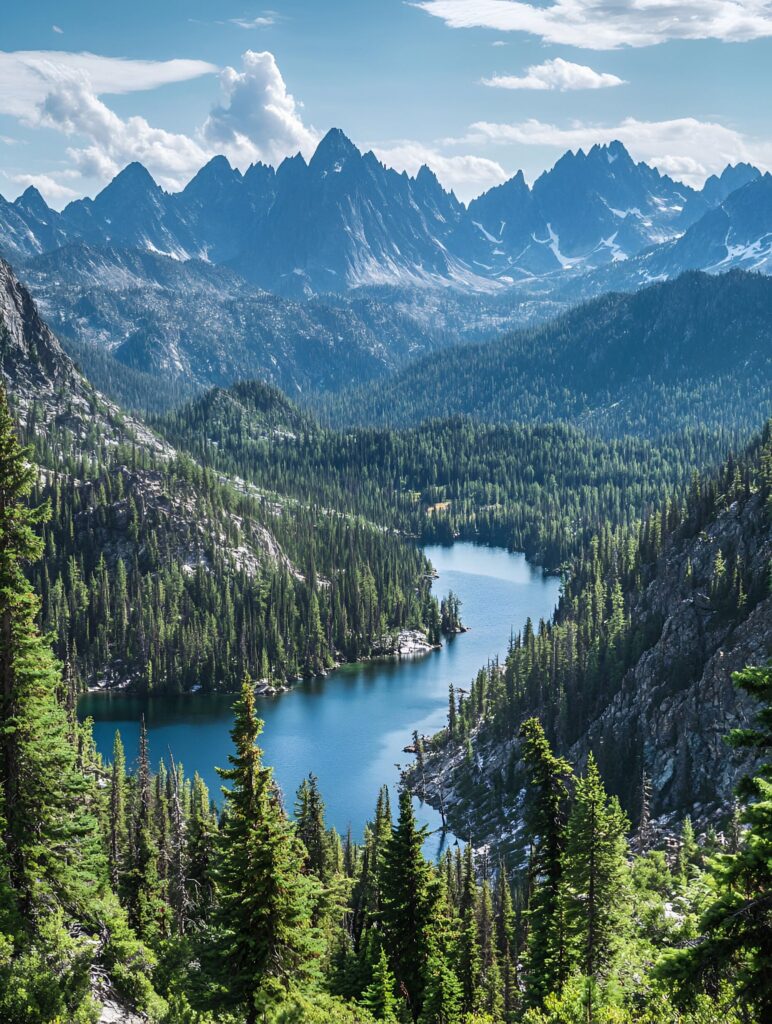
[79,543,561,855]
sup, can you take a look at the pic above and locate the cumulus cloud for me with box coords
[483,57,625,90]
[202,50,318,165]
[0,49,319,204]
[454,115,772,186]
[371,140,508,202]
[33,69,210,191]
[415,0,772,49]
[0,50,217,120]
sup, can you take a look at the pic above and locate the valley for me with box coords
[79,542,561,854]
[0,113,770,1024]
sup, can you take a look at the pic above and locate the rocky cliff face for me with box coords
[576,485,771,822]
[414,442,772,859]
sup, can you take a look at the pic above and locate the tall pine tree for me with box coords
[380,787,440,1020]
[216,676,320,1021]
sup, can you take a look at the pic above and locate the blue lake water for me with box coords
[79,543,561,856]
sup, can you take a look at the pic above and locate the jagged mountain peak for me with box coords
[309,127,361,173]
[276,151,308,184]
[589,138,633,163]
[183,154,241,193]
[15,185,52,218]
[702,161,762,202]
[97,161,160,199]
[1,135,769,297]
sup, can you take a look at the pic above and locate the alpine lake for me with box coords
[79,543,561,857]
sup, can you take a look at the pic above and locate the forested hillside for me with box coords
[411,425,772,861]
[1,390,769,1022]
[324,271,772,438]
[1,257,439,692]
[157,380,732,568]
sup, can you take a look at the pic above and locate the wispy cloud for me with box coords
[52,25,64,35]
[12,172,79,205]
[415,0,772,49]
[453,115,772,186]
[230,16,275,29]
[483,58,625,90]
[0,50,217,120]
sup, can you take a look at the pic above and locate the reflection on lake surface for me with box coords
[79,543,561,857]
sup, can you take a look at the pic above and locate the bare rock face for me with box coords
[576,490,772,824]
[98,999,145,1024]
[0,254,73,394]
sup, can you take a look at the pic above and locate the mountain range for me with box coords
[0,129,767,297]
[2,130,771,406]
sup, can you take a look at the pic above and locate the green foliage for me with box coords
[519,718,574,1007]
[657,663,772,1019]
[159,381,732,571]
[561,755,631,992]
[380,788,441,1019]
[322,270,772,442]
[215,678,321,1020]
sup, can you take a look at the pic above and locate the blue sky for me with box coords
[2,0,772,206]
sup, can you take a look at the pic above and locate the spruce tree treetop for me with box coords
[216,676,321,1022]
[380,786,440,1020]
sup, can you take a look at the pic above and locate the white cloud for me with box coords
[0,49,319,205]
[202,50,318,165]
[12,172,79,206]
[34,69,210,192]
[52,25,63,35]
[483,58,625,90]
[0,50,217,120]
[371,141,509,202]
[491,39,508,45]
[230,16,275,28]
[455,115,772,185]
[415,0,772,49]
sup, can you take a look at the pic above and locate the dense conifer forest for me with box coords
[411,425,772,834]
[321,272,772,439]
[156,380,733,568]
[0,389,770,1022]
[21,412,438,692]
[0,249,770,1020]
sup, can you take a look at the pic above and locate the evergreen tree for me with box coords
[126,718,167,943]
[362,945,399,1023]
[215,677,319,1021]
[380,787,440,1020]
[658,663,772,1019]
[295,773,328,879]
[519,717,574,1008]
[419,947,463,1024]
[0,387,104,921]
[108,730,128,893]
[561,753,631,1010]
[456,844,482,1014]
[187,773,217,924]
